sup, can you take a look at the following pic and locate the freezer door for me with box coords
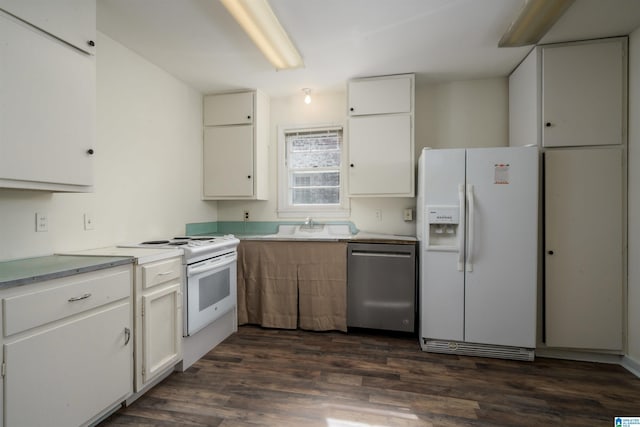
[420,148,466,341]
[464,147,538,348]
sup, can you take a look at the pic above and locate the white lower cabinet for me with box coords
[135,257,182,392]
[0,264,133,427]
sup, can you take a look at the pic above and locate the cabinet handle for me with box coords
[247,115,251,120]
[349,107,354,112]
[88,40,95,47]
[87,149,94,155]
[68,293,91,302]
[247,175,252,179]
[545,122,552,127]
[157,271,173,276]
[350,163,354,167]
[124,327,131,345]
[547,250,554,255]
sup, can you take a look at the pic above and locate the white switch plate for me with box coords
[403,208,413,221]
[84,213,94,230]
[35,212,48,232]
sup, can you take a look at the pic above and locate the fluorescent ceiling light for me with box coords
[220,0,304,70]
[498,0,575,47]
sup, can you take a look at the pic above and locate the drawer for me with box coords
[3,265,131,337]
[141,257,182,289]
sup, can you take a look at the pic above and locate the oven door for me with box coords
[185,251,237,336]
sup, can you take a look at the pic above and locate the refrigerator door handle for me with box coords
[457,183,465,271]
[466,184,475,272]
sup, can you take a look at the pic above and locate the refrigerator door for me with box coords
[420,148,466,341]
[464,147,538,348]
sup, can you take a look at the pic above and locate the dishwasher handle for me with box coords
[351,251,412,258]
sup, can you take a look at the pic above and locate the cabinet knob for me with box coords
[547,250,554,255]
[350,163,354,167]
[247,115,251,120]
[87,40,95,47]
[247,175,251,179]
[349,107,354,112]
[545,122,552,127]
[86,149,94,155]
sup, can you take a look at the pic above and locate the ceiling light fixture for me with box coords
[220,0,304,70]
[498,0,575,47]
[303,88,311,105]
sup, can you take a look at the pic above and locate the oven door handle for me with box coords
[187,253,237,277]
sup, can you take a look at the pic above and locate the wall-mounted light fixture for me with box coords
[220,0,304,70]
[498,0,574,47]
[303,88,311,105]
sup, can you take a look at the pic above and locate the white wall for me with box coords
[0,33,217,261]
[217,77,509,235]
[627,27,640,363]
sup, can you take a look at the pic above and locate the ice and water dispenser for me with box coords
[426,206,459,250]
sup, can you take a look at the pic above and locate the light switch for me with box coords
[84,213,94,230]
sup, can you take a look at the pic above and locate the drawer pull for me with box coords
[157,271,173,276]
[124,327,131,345]
[68,293,92,302]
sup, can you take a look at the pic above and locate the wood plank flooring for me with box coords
[99,326,640,426]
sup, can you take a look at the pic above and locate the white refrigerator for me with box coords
[417,146,538,360]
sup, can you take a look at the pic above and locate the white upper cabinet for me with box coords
[204,91,254,126]
[347,74,415,197]
[202,90,269,200]
[509,37,626,148]
[348,115,412,196]
[0,3,96,192]
[348,74,412,116]
[0,0,96,54]
[542,39,625,147]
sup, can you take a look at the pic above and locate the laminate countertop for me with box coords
[0,255,134,289]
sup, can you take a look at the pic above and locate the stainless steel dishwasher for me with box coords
[347,242,416,332]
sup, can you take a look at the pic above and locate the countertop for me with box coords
[60,246,184,265]
[237,232,417,244]
[0,255,134,289]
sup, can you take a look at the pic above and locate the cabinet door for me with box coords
[348,115,412,196]
[348,75,412,116]
[0,0,96,54]
[4,302,132,426]
[141,283,182,386]
[203,126,254,198]
[542,39,625,147]
[204,92,254,126]
[0,13,94,190]
[545,148,623,350]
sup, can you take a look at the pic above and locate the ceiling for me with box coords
[97,0,640,98]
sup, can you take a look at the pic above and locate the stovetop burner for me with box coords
[120,235,240,263]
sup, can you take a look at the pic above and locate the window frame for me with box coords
[277,123,350,218]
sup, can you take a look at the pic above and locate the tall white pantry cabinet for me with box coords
[509,37,627,352]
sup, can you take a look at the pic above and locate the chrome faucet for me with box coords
[303,217,314,228]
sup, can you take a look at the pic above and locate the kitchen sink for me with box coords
[261,224,353,240]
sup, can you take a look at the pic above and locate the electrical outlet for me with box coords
[84,213,94,230]
[375,209,382,222]
[35,212,48,232]
[243,210,250,221]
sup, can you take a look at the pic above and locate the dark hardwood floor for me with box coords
[100,326,640,426]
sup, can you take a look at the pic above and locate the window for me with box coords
[278,125,349,217]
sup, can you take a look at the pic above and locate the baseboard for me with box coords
[536,348,624,365]
[622,355,640,378]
